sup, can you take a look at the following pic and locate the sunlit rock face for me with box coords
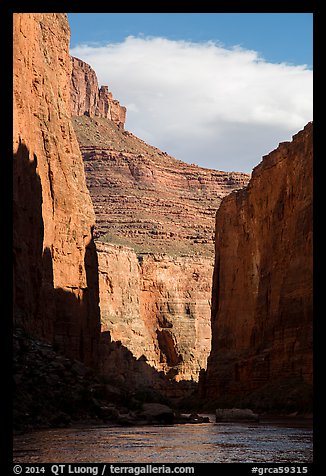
[71,57,250,256]
[13,13,100,367]
[202,123,313,411]
[70,56,126,128]
[97,241,213,382]
[70,57,250,383]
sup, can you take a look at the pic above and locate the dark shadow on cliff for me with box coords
[13,140,197,428]
[13,140,101,368]
[13,139,44,334]
[12,138,102,429]
[99,331,197,407]
[14,260,199,430]
[40,241,101,369]
[197,372,312,415]
[13,316,199,431]
[43,235,101,368]
[13,324,199,432]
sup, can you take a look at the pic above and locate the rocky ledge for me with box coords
[77,119,250,257]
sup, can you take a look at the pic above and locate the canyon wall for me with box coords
[97,242,213,382]
[71,57,250,382]
[13,13,100,367]
[71,58,250,258]
[202,123,313,410]
[71,56,126,127]
[13,15,312,417]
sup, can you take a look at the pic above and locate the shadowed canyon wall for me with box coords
[70,57,250,382]
[201,123,313,410]
[13,13,100,367]
[13,14,312,416]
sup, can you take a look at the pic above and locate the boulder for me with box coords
[215,408,259,422]
[174,413,210,424]
[188,413,210,423]
[139,403,174,424]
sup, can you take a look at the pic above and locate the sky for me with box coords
[68,13,313,173]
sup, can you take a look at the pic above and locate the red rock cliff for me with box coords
[97,242,212,382]
[202,123,313,410]
[69,58,250,384]
[13,13,100,367]
[69,57,250,383]
[71,58,249,257]
[71,56,126,128]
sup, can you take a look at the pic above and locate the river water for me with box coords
[13,418,313,463]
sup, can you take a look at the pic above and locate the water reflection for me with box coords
[13,419,313,463]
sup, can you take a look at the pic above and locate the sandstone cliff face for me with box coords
[71,57,126,127]
[76,120,245,382]
[97,242,212,382]
[202,123,313,410]
[13,13,100,367]
[71,58,250,257]
[70,58,249,383]
[80,136,248,257]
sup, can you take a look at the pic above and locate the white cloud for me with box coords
[71,36,313,173]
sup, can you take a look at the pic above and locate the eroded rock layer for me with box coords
[71,56,126,127]
[13,13,100,367]
[202,123,313,411]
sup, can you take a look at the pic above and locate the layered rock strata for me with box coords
[97,241,213,382]
[71,56,126,127]
[71,58,250,382]
[202,123,313,411]
[13,13,100,367]
[75,117,249,257]
[71,58,250,257]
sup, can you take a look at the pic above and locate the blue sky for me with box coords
[68,13,313,68]
[68,13,313,172]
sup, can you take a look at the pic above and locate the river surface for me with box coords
[13,417,313,463]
